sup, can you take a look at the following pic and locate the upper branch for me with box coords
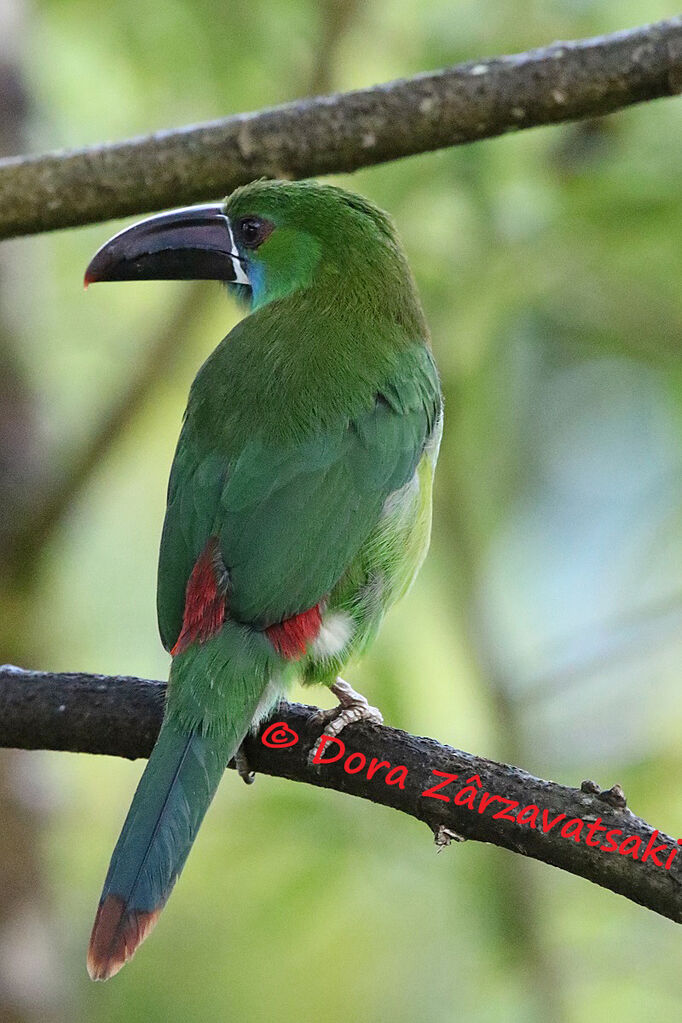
[0,17,681,239]
[1,664,680,924]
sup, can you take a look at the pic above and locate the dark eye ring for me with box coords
[236,217,274,249]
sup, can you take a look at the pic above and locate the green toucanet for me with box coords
[84,180,442,980]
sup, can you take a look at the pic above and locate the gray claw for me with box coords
[235,744,256,785]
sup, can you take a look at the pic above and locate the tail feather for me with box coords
[87,716,233,981]
[88,897,161,981]
[88,620,286,981]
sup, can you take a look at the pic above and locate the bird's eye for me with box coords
[236,217,274,249]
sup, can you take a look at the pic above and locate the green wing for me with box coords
[157,346,440,650]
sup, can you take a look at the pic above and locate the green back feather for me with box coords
[157,342,440,647]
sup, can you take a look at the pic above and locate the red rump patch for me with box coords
[171,536,227,657]
[266,604,323,660]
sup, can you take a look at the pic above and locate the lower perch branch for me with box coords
[0,664,680,923]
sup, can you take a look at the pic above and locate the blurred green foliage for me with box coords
[2,1,681,1020]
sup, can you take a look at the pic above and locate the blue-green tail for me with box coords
[87,714,234,980]
[87,625,286,980]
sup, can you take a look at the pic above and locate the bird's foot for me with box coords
[234,742,256,785]
[308,677,383,765]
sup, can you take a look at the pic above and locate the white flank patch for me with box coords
[310,611,354,660]
[252,676,286,727]
[381,470,419,523]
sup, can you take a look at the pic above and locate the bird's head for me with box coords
[84,179,416,313]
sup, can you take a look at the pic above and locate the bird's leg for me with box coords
[234,742,256,785]
[309,677,383,764]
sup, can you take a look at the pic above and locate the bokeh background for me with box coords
[1,1,681,1020]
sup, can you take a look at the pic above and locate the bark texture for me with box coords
[1,665,680,925]
[0,17,680,239]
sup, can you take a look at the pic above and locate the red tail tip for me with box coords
[87,895,161,981]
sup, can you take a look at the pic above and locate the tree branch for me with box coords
[1,664,680,923]
[1,18,681,239]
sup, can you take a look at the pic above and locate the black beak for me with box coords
[84,203,249,287]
